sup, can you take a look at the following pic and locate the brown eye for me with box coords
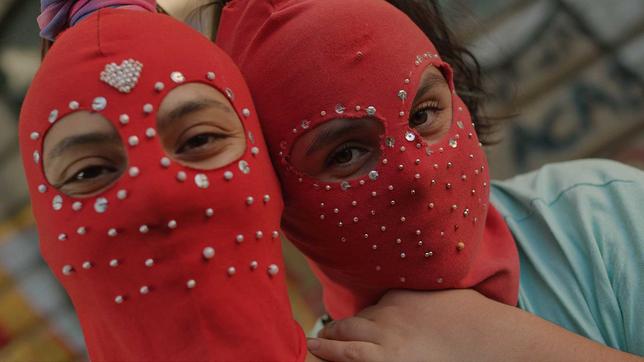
[176,133,225,154]
[409,101,440,128]
[326,145,368,167]
[71,165,118,182]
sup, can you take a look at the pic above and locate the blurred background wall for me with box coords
[0,1,642,361]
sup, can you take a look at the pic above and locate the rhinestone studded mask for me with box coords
[19,9,304,361]
[218,0,520,319]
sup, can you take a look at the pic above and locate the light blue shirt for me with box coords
[491,159,644,355]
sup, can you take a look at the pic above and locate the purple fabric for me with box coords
[38,0,156,41]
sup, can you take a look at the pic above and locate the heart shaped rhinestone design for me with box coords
[100,59,143,93]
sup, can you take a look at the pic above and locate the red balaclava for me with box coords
[19,9,305,361]
[218,0,520,319]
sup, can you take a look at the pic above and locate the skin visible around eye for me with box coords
[42,111,127,197]
[157,83,246,170]
[409,66,453,143]
[290,118,384,182]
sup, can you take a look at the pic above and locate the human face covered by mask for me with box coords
[218,0,519,318]
[20,9,304,361]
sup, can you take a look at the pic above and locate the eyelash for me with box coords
[176,132,226,154]
[325,143,369,167]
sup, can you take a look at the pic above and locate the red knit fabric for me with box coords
[20,9,305,361]
[218,0,520,319]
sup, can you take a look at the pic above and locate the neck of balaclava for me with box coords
[284,203,519,319]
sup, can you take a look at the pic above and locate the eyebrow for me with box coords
[412,72,448,104]
[49,132,122,159]
[157,98,232,130]
[306,120,368,156]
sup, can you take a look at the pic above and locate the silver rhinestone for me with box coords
[333,208,340,214]
[385,137,395,148]
[186,279,196,288]
[457,120,464,129]
[449,138,458,148]
[251,147,260,156]
[388,185,394,191]
[207,72,216,80]
[225,88,234,100]
[400,277,406,283]
[400,146,406,152]
[109,259,119,267]
[128,136,139,147]
[320,110,327,116]
[437,278,444,284]
[398,164,404,170]
[400,252,406,259]
[62,265,73,275]
[58,233,67,241]
[249,132,256,144]
[325,185,332,191]
[399,111,405,117]
[128,167,140,177]
[72,201,82,211]
[404,78,410,84]
[94,197,108,213]
[82,261,92,269]
[33,151,40,164]
[368,170,379,181]
[114,295,124,304]
[143,104,154,114]
[227,267,236,276]
[463,208,470,217]
[48,109,59,123]
[340,181,351,191]
[352,201,358,206]
[405,131,416,142]
[92,97,107,111]
[372,244,378,250]
[335,104,345,114]
[250,261,259,270]
[382,159,388,165]
[38,184,47,193]
[168,220,177,229]
[30,132,40,140]
[194,174,209,189]
[145,258,154,267]
[77,227,86,235]
[69,101,79,110]
[263,194,270,203]
[238,160,250,174]
[202,247,215,259]
[415,230,422,236]
[398,89,408,100]
[320,214,326,220]
[117,189,128,200]
[366,106,376,115]
[140,286,150,295]
[338,222,343,227]
[424,251,433,258]
[246,196,254,205]
[242,108,251,117]
[108,228,118,237]
[119,114,130,125]
[154,82,165,91]
[355,105,361,111]
[224,171,234,180]
[272,231,279,239]
[446,183,452,190]
[145,128,156,138]
[236,234,244,243]
[170,71,185,83]
[177,171,187,182]
[353,217,359,223]
[301,120,310,129]
[160,157,171,168]
[256,231,264,239]
[267,264,279,276]
[418,240,424,246]
[371,191,377,197]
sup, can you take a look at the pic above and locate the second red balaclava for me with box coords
[20,8,304,361]
[218,0,520,319]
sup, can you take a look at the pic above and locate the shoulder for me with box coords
[490,159,644,354]
[491,159,643,219]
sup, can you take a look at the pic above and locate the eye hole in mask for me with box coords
[43,112,127,198]
[157,83,246,170]
[408,65,453,142]
[289,66,453,183]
